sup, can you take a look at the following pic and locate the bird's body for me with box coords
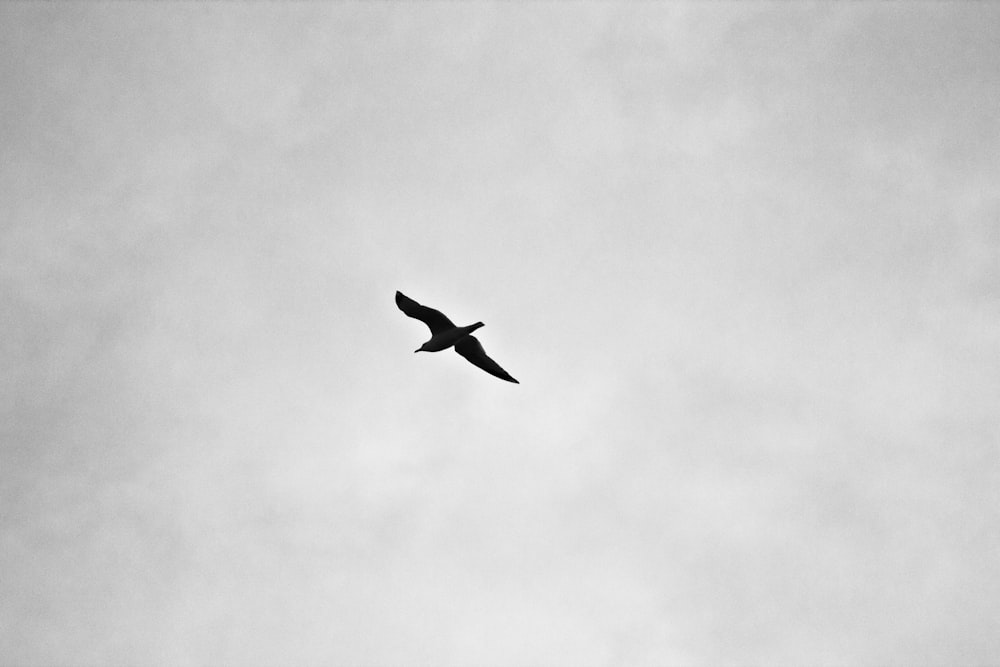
[417,323,484,352]
[395,291,519,383]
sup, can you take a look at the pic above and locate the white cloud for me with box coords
[2,4,999,665]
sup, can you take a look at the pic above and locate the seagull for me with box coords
[395,291,519,384]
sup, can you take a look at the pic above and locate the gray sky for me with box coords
[2,4,999,666]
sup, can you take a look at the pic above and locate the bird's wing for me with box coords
[395,291,456,335]
[454,335,519,384]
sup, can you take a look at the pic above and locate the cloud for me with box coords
[2,5,999,665]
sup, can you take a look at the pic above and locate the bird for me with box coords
[395,290,519,384]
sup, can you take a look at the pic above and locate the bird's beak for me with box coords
[414,349,420,354]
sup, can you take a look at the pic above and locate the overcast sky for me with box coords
[2,4,999,666]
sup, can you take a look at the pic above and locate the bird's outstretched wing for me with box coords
[454,335,519,383]
[395,291,456,335]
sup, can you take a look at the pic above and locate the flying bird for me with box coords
[395,291,519,384]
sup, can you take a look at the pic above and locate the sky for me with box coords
[2,4,999,666]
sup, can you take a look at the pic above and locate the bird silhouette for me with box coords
[395,291,519,384]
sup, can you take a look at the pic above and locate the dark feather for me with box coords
[454,335,519,384]
[395,291,455,335]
